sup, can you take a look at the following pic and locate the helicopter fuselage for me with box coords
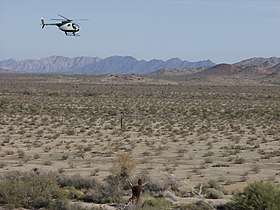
[58,22,79,33]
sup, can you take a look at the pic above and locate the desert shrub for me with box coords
[205,188,224,199]
[48,199,69,210]
[109,152,136,195]
[65,128,75,135]
[43,160,53,166]
[57,174,99,189]
[78,178,123,204]
[177,201,213,210]
[0,171,65,209]
[0,162,6,168]
[50,199,101,210]
[231,181,280,210]
[33,153,40,159]
[207,179,222,191]
[141,198,171,210]
[234,157,246,164]
[164,176,180,192]
[57,174,123,204]
[111,152,136,181]
[63,186,84,200]
[100,175,124,203]
[84,153,136,204]
[17,149,25,158]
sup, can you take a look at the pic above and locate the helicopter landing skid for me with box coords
[65,32,80,37]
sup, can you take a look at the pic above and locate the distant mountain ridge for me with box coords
[150,57,280,85]
[235,57,280,68]
[0,56,215,74]
[188,63,272,79]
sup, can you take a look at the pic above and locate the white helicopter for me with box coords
[40,14,87,36]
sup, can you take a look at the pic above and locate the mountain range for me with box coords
[1,56,280,85]
[0,56,215,74]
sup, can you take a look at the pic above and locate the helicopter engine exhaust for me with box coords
[40,17,45,29]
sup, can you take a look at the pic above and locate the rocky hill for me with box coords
[269,63,280,72]
[261,72,280,85]
[0,68,11,73]
[235,57,280,68]
[150,57,280,85]
[187,64,271,79]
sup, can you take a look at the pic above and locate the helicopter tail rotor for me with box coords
[40,17,45,29]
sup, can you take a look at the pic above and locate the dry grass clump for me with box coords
[111,152,136,181]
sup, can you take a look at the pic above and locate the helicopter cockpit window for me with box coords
[67,24,71,27]
[72,24,77,30]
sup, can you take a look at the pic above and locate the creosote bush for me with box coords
[141,198,172,210]
[230,181,280,210]
[0,171,65,209]
[57,173,99,189]
[0,171,119,208]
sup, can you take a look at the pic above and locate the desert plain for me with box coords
[0,73,280,208]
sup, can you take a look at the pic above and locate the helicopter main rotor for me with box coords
[51,14,88,22]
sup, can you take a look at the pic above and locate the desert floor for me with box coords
[0,74,280,196]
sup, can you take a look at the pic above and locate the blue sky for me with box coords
[0,0,280,63]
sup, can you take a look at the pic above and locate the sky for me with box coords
[0,0,280,64]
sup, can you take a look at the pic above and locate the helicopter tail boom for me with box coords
[40,17,59,28]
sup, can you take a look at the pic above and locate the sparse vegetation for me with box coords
[0,74,280,209]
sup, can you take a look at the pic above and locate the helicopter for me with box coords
[40,14,88,36]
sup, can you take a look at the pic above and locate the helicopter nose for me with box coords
[72,23,80,31]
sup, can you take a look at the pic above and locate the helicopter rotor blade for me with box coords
[73,19,89,21]
[50,18,65,21]
[57,14,72,21]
